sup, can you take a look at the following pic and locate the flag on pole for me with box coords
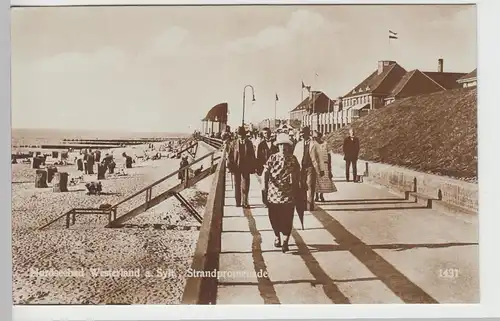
[302,81,311,92]
[389,30,398,39]
[275,93,279,101]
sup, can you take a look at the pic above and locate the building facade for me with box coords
[286,59,470,136]
[456,69,477,88]
[341,60,407,124]
[290,91,335,131]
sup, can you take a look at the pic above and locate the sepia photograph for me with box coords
[10,3,478,305]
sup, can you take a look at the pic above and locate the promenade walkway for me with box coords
[216,164,479,304]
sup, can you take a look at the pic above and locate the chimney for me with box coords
[378,60,396,75]
[438,58,444,72]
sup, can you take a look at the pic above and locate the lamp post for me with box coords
[242,85,256,126]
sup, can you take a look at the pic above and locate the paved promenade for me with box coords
[216,164,479,304]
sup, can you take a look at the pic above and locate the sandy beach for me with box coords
[12,141,212,304]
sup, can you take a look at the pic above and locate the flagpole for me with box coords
[388,30,391,59]
[274,95,277,129]
[314,72,319,132]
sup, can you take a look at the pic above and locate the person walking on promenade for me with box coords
[256,127,278,206]
[227,126,256,208]
[343,128,360,182]
[261,133,300,253]
[313,131,337,202]
[293,126,324,211]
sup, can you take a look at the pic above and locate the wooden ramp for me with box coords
[106,164,216,227]
[38,149,220,230]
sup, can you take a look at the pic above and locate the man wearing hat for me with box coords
[293,126,324,211]
[227,126,256,208]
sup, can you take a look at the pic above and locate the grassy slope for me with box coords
[326,87,477,181]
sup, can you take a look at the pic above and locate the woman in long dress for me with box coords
[313,131,337,202]
[262,133,301,253]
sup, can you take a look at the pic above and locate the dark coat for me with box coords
[343,136,360,161]
[227,138,256,174]
[125,156,133,168]
[178,159,189,180]
[76,158,84,171]
[256,140,278,175]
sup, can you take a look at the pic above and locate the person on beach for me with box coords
[256,127,278,206]
[343,128,360,182]
[76,154,84,172]
[178,156,189,182]
[83,150,89,174]
[227,126,256,208]
[94,150,101,163]
[86,151,95,175]
[293,126,324,211]
[122,152,133,169]
[101,153,114,173]
[313,131,337,202]
[262,133,300,253]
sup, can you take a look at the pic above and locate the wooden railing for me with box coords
[181,148,227,304]
[39,150,220,230]
[110,151,217,210]
[38,207,118,230]
[176,141,198,158]
[200,136,224,150]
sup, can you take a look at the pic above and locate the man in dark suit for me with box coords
[342,128,360,182]
[256,127,278,175]
[228,126,256,208]
[256,127,278,206]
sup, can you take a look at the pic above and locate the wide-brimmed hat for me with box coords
[237,126,246,136]
[275,133,293,146]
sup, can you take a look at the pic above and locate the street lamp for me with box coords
[242,85,256,126]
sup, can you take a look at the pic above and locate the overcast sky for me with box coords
[11,4,476,133]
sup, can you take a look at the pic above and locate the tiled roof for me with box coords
[343,62,407,98]
[387,70,445,99]
[290,96,314,112]
[457,68,477,82]
[290,91,332,112]
[389,70,416,97]
[423,72,467,90]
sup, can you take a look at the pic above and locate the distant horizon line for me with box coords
[11,127,192,135]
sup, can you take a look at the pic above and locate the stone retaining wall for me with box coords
[330,153,478,214]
